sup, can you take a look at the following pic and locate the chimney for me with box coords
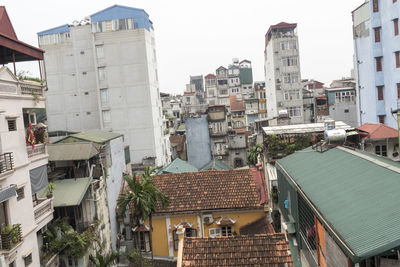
[176,225,186,267]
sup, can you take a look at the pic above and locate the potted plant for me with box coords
[46,182,55,198]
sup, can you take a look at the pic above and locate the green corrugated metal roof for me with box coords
[48,142,99,161]
[277,147,400,262]
[200,158,232,171]
[239,68,253,84]
[69,130,123,144]
[52,177,92,207]
[157,158,197,174]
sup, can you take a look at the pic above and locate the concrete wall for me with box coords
[186,115,211,169]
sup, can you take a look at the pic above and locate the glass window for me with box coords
[98,67,106,81]
[96,45,104,59]
[102,110,111,123]
[100,89,109,103]
[221,226,233,236]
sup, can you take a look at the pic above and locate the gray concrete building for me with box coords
[264,22,304,124]
[38,5,168,167]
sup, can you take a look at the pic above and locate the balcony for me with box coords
[0,153,14,176]
[34,198,54,229]
[0,224,22,250]
[45,253,59,267]
[27,143,46,158]
[20,82,44,96]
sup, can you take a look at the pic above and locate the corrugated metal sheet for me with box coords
[277,147,400,261]
[263,121,353,135]
[63,130,123,144]
[48,142,99,161]
[37,24,70,36]
[157,158,197,174]
[200,159,232,171]
[53,177,92,207]
[239,68,253,85]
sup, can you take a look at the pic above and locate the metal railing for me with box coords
[27,144,46,158]
[0,153,13,174]
[34,198,53,221]
[0,224,22,250]
[20,82,44,96]
[45,253,59,267]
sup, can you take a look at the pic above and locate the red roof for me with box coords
[357,123,399,140]
[229,95,244,111]
[251,168,268,205]
[266,22,297,37]
[0,6,44,64]
[183,92,195,96]
[204,73,216,79]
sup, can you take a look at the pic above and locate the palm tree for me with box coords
[247,144,264,166]
[89,251,119,267]
[117,167,170,265]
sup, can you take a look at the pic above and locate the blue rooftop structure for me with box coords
[90,5,152,31]
[37,24,70,36]
[37,5,152,37]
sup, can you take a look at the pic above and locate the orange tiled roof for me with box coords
[153,169,264,214]
[182,233,294,267]
[357,123,398,140]
[240,216,275,235]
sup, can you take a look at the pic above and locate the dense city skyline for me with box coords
[3,0,358,94]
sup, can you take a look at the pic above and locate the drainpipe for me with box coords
[176,226,185,267]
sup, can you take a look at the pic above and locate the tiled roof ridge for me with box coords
[337,146,400,174]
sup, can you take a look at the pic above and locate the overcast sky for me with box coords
[4,0,360,95]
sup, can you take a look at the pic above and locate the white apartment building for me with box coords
[38,5,167,167]
[353,0,400,128]
[0,8,54,265]
[264,22,304,124]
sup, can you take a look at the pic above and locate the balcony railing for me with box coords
[20,82,44,96]
[0,153,14,174]
[45,253,59,267]
[27,144,46,158]
[34,198,53,222]
[0,224,22,250]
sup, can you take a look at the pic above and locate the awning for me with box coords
[52,177,92,207]
[48,142,99,161]
[30,165,48,195]
[0,185,16,203]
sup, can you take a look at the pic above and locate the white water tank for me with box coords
[324,129,347,144]
[324,119,335,131]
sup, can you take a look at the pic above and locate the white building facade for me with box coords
[38,5,167,167]
[264,22,304,124]
[353,0,400,128]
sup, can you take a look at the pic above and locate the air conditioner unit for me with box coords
[202,214,214,224]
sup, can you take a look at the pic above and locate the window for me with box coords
[221,226,233,236]
[394,19,399,36]
[9,261,15,267]
[282,56,298,67]
[283,72,299,83]
[259,92,266,99]
[375,57,382,72]
[7,119,16,131]
[378,115,385,124]
[284,90,301,101]
[173,228,197,250]
[102,110,111,123]
[373,0,379,12]
[231,88,240,93]
[24,253,32,266]
[98,67,106,81]
[16,187,24,201]
[288,106,301,117]
[395,51,400,68]
[344,109,349,113]
[133,231,151,252]
[374,27,381,42]
[377,86,384,100]
[397,83,400,99]
[219,89,228,95]
[335,91,355,102]
[209,228,222,238]
[375,145,387,156]
[100,89,109,103]
[96,45,104,59]
[280,40,296,50]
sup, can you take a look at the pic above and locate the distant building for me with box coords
[38,5,167,167]
[204,74,217,105]
[326,79,358,127]
[189,75,204,103]
[353,1,400,127]
[207,105,229,165]
[358,122,399,161]
[265,22,304,124]
[239,60,254,99]
[255,81,267,119]
[216,66,230,106]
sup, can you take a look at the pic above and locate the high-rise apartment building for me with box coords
[264,22,304,124]
[38,5,168,166]
[353,0,400,128]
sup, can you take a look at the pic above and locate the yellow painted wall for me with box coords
[150,210,265,258]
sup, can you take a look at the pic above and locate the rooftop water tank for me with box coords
[324,119,335,131]
[324,128,347,144]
